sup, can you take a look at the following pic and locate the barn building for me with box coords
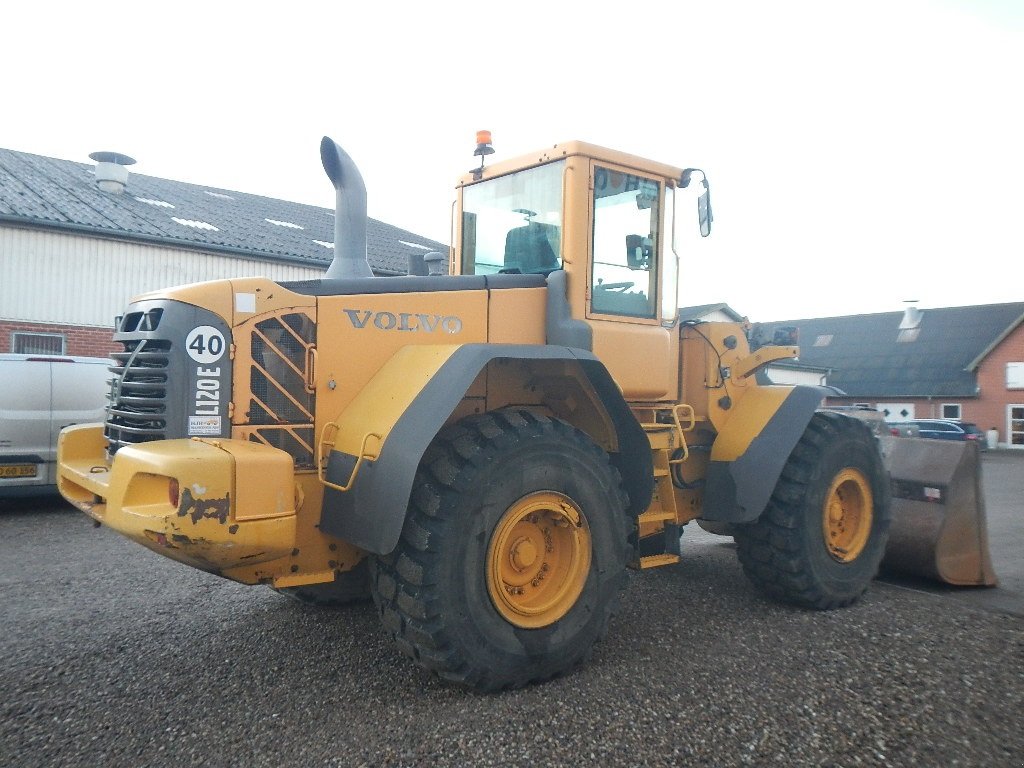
[0,147,448,357]
[754,304,1024,449]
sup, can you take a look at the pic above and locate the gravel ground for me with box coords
[1,500,1022,768]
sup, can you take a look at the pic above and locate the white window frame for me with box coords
[1007,362,1024,390]
[941,403,961,420]
[11,331,66,355]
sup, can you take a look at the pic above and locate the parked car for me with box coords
[823,405,891,438]
[887,422,921,437]
[890,419,987,449]
[0,354,110,496]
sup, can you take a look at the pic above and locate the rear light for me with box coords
[890,428,900,436]
[965,434,979,441]
[168,478,180,507]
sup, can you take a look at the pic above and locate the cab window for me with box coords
[590,166,659,318]
[461,161,564,275]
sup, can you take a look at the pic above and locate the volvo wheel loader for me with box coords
[59,133,901,691]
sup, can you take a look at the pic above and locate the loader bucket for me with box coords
[878,437,997,586]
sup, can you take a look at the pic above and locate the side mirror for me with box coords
[625,234,652,269]
[681,168,713,238]
[697,184,712,237]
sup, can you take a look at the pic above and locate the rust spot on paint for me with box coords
[178,487,230,524]
[290,565,299,573]
[228,525,239,534]
[144,529,173,548]
[291,548,300,557]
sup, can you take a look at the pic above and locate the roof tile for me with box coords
[0,146,448,276]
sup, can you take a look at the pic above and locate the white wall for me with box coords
[763,366,828,386]
[1,226,325,327]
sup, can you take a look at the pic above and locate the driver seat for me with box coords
[503,224,558,274]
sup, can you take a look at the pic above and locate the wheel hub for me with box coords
[822,468,873,563]
[487,492,592,629]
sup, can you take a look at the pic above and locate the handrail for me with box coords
[316,423,382,493]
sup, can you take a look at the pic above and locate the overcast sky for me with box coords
[4,0,1021,321]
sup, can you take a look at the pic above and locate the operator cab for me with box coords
[455,137,712,400]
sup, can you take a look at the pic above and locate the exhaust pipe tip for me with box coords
[321,136,373,280]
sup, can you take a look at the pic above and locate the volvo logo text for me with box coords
[342,309,463,334]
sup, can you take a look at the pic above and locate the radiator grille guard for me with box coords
[245,312,317,469]
[105,300,232,459]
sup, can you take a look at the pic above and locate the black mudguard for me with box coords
[320,344,652,555]
[701,386,826,523]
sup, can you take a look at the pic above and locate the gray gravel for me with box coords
[2,499,1021,768]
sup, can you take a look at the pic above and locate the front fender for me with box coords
[701,385,825,523]
[319,343,651,554]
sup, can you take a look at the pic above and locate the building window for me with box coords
[1007,362,1024,390]
[942,403,961,420]
[12,332,66,355]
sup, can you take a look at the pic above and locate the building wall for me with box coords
[830,396,984,422]
[0,319,117,357]
[765,366,828,387]
[1,225,325,328]
[975,321,1024,444]
[828,322,1024,448]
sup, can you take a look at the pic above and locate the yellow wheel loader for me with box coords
[57,134,979,691]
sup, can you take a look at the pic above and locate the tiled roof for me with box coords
[752,303,1024,398]
[678,302,745,322]
[0,147,448,276]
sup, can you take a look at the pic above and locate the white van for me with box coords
[0,354,110,496]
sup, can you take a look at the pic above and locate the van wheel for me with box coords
[734,412,891,609]
[369,409,630,691]
[273,560,370,606]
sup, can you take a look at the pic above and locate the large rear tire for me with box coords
[734,411,890,609]
[369,409,631,691]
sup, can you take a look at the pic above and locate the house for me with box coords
[0,147,448,357]
[753,303,1024,449]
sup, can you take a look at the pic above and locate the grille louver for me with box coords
[105,338,171,453]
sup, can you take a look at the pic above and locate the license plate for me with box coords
[0,464,37,478]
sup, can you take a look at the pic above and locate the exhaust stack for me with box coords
[320,136,373,279]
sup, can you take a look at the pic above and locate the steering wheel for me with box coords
[597,281,635,292]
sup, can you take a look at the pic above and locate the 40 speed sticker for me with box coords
[185,325,228,436]
[185,326,226,364]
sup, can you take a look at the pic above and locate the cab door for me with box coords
[585,161,678,401]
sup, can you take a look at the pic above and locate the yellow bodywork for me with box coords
[57,139,807,588]
[58,424,297,573]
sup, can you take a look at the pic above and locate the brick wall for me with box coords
[829,396,981,422]
[827,321,1024,445]
[0,320,116,357]
[975,322,1024,441]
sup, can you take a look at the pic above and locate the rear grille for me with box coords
[105,338,171,453]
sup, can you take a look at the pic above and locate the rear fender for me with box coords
[319,343,652,554]
[702,385,825,523]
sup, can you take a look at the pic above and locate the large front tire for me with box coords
[734,411,890,609]
[369,410,630,691]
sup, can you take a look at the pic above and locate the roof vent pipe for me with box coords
[89,151,136,194]
[899,301,923,330]
[320,136,373,279]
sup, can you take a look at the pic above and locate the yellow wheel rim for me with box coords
[822,468,873,563]
[486,492,592,629]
